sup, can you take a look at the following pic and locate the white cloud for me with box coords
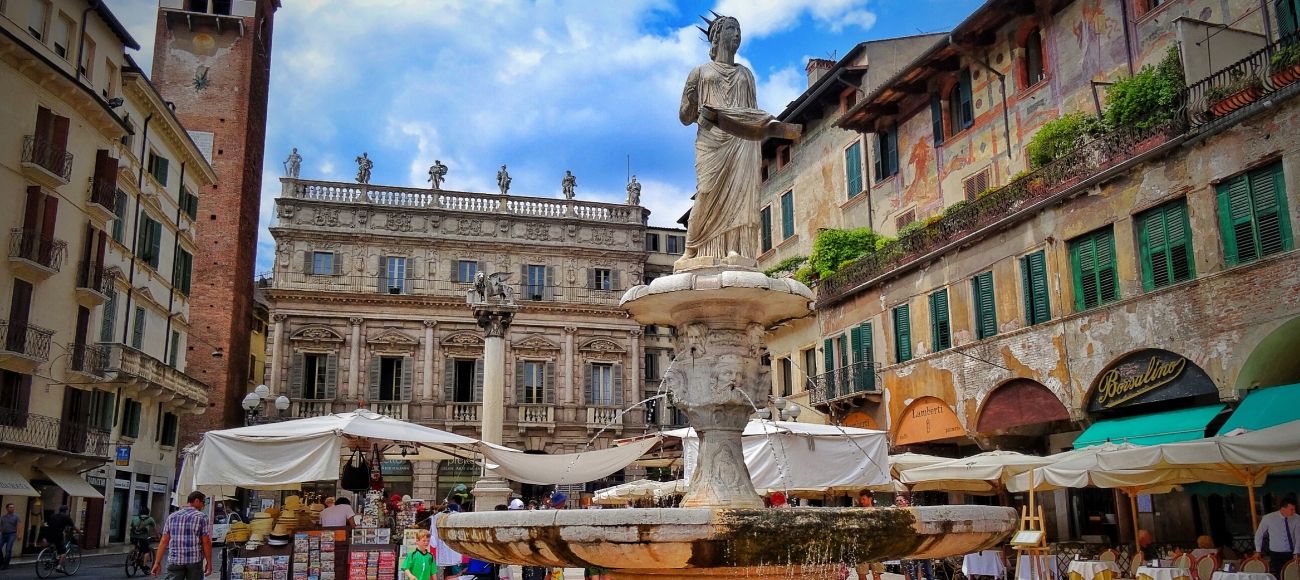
[757,66,804,114]
[713,0,878,38]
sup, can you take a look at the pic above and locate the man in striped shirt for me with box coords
[151,491,212,579]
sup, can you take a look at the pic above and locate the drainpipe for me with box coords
[75,1,100,81]
[948,36,1013,160]
[1119,0,1136,76]
[1260,0,1274,45]
[162,162,186,366]
[120,113,152,344]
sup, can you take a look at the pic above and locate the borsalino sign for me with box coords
[1087,349,1217,413]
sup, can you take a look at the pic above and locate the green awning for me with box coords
[1074,405,1227,448]
[1217,383,1300,434]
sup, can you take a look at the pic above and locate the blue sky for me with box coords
[103,0,984,274]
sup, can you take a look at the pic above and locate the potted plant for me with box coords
[1206,69,1264,117]
[1270,43,1300,89]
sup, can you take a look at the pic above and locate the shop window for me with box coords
[873,128,899,181]
[1022,28,1046,88]
[893,304,912,363]
[1216,161,1292,266]
[929,289,952,352]
[971,271,997,339]
[1070,226,1120,311]
[949,69,974,133]
[760,206,773,252]
[1021,251,1051,325]
[930,93,945,146]
[845,140,864,198]
[780,191,794,239]
[311,251,336,276]
[1138,199,1195,290]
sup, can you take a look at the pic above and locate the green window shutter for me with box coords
[1218,173,1256,265]
[1140,201,1195,290]
[929,289,951,352]
[837,335,848,369]
[368,355,381,403]
[323,354,338,400]
[886,129,899,177]
[781,192,794,239]
[823,338,834,374]
[849,325,864,364]
[131,307,145,349]
[156,156,169,186]
[1022,251,1051,324]
[958,69,974,129]
[973,271,997,339]
[760,207,773,252]
[1071,228,1119,310]
[1251,163,1292,257]
[893,305,912,363]
[399,355,413,401]
[872,133,884,182]
[473,358,484,402]
[854,322,874,393]
[443,358,455,402]
[930,94,945,145]
[515,361,526,404]
[100,288,116,343]
[1278,0,1299,39]
[845,141,863,197]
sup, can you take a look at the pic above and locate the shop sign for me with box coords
[841,410,878,430]
[1088,349,1217,413]
[150,483,167,493]
[86,476,108,489]
[894,397,966,446]
[380,460,412,477]
[114,479,131,490]
[115,445,132,466]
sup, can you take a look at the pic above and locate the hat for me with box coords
[550,492,567,506]
[266,534,290,547]
[508,499,525,510]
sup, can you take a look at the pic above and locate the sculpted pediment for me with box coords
[368,329,418,348]
[512,334,560,352]
[579,338,625,354]
[442,332,485,348]
[290,325,345,343]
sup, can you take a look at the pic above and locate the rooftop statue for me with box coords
[355,152,373,184]
[561,170,576,199]
[626,175,641,205]
[428,159,448,190]
[283,147,301,178]
[497,164,511,195]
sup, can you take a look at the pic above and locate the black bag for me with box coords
[340,450,369,491]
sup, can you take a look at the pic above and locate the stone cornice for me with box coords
[262,288,630,317]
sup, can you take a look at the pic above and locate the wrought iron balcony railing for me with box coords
[0,319,54,362]
[69,342,109,377]
[0,408,111,458]
[1185,33,1300,127]
[809,361,881,406]
[21,135,73,182]
[76,260,112,296]
[9,228,67,272]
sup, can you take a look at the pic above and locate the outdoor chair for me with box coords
[1126,552,1144,579]
[1193,554,1219,580]
[1100,550,1120,565]
[1281,557,1299,580]
[1240,556,1268,574]
[1171,554,1192,570]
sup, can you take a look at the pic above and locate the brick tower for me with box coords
[151,0,277,442]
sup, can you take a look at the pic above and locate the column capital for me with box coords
[475,308,516,338]
[422,319,438,329]
[628,328,643,338]
[349,317,364,327]
[271,313,288,323]
[562,326,579,335]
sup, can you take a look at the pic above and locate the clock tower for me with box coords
[150,0,278,442]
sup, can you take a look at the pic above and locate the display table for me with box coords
[1018,553,1065,580]
[1068,560,1120,580]
[964,550,1007,579]
[1136,566,1192,580]
[1210,573,1276,580]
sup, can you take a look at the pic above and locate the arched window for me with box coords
[1024,28,1045,87]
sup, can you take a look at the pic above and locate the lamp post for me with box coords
[755,396,802,422]
[242,384,290,425]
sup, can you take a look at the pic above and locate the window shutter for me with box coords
[846,141,863,197]
[930,289,951,351]
[289,353,304,399]
[584,362,594,405]
[515,361,525,404]
[24,186,41,232]
[449,259,458,282]
[612,270,621,291]
[887,130,899,177]
[781,193,794,238]
[612,363,624,407]
[324,354,338,400]
[1279,0,1299,39]
[473,358,484,402]
[823,338,834,374]
[156,156,169,186]
[545,266,556,299]
[587,268,596,290]
[973,271,997,339]
[760,207,773,252]
[333,253,343,275]
[443,358,455,402]
[837,336,848,372]
[1218,174,1255,265]
[894,305,912,363]
[1251,163,1290,257]
[1096,230,1118,304]
[400,355,413,401]
[544,361,556,405]
[1165,201,1194,285]
[872,133,884,182]
[849,325,864,364]
[100,288,116,343]
[930,94,945,144]
[959,69,974,128]
[132,307,146,349]
[1023,251,1050,324]
[368,355,381,403]
[856,322,874,392]
[52,115,70,158]
[1071,235,1094,310]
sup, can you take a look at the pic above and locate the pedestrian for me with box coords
[402,529,438,580]
[151,491,212,580]
[0,503,18,569]
[42,505,76,573]
[432,501,464,579]
[1254,498,1300,576]
[320,497,355,527]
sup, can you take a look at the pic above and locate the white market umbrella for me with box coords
[900,450,1053,496]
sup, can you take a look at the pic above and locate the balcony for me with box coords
[102,344,208,413]
[290,399,334,418]
[67,342,109,380]
[372,401,407,419]
[516,404,556,433]
[0,408,111,461]
[8,228,67,280]
[262,272,624,307]
[86,169,118,223]
[809,361,881,408]
[1185,33,1300,129]
[447,402,482,425]
[586,406,623,432]
[75,261,112,307]
[21,135,73,187]
[0,320,54,372]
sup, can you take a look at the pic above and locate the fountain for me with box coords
[434,14,1018,578]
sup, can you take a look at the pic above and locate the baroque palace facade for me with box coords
[262,174,684,501]
[757,0,1300,548]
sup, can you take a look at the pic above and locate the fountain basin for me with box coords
[438,505,1017,572]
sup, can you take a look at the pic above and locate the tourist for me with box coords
[42,505,76,573]
[130,508,158,559]
[0,503,18,569]
[402,529,437,580]
[151,491,212,580]
[894,495,934,580]
[320,497,355,527]
[1254,499,1299,576]
[433,501,464,580]
[1191,535,1218,559]
[857,490,874,507]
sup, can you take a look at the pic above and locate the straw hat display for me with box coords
[224,521,251,544]
[248,511,275,543]
[307,503,324,525]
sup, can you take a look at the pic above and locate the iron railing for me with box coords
[262,272,625,306]
[0,319,54,361]
[809,361,880,405]
[817,117,1185,305]
[88,172,117,213]
[1185,33,1300,127]
[76,260,112,296]
[9,228,67,272]
[0,408,110,458]
[69,342,109,377]
[21,135,73,181]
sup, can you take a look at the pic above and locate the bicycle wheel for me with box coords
[62,547,80,575]
[34,547,57,579]
[125,550,140,577]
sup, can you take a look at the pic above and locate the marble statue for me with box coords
[428,159,448,190]
[496,165,511,195]
[469,270,515,305]
[283,147,302,178]
[626,175,641,205]
[355,152,373,184]
[679,15,800,261]
[561,170,576,200]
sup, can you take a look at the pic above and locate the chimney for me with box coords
[806,58,835,87]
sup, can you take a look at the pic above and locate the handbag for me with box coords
[339,450,370,491]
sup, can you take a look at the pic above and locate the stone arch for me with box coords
[1084,348,1218,416]
[892,395,966,446]
[974,378,1070,435]
[1233,315,1300,390]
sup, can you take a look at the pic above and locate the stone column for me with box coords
[471,305,517,512]
[269,314,287,391]
[562,326,578,405]
[628,329,642,406]
[348,317,363,398]
[422,320,436,402]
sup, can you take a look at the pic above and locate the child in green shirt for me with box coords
[402,529,437,580]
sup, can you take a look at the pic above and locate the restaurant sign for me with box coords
[1087,349,1217,413]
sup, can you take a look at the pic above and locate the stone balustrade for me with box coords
[586,406,623,430]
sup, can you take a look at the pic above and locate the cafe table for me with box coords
[1068,560,1121,580]
[1136,566,1192,580]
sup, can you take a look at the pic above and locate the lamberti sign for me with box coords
[1088,349,1217,413]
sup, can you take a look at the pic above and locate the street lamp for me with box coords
[242,384,291,425]
[755,396,802,422]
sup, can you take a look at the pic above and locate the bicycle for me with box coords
[124,538,155,577]
[34,533,80,578]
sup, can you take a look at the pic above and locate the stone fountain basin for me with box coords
[438,505,1017,570]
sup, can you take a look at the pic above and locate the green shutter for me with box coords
[973,271,997,339]
[959,69,974,128]
[823,338,836,398]
[854,322,874,392]
[100,288,116,343]
[1251,163,1292,257]
[781,192,794,239]
[894,305,912,363]
[155,156,169,186]
[929,289,951,352]
[873,133,884,182]
[845,141,863,197]
[1022,251,1051,324]
[886,129,899,177]
[1140,201,1195,290]
[1278,0,1299,39]
[930,93,945,145]
[760,207,772,252]
[131,307,145,349]
[1071,228,1119,311]
[1218,173,1256,265]
[849,325,865,364]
